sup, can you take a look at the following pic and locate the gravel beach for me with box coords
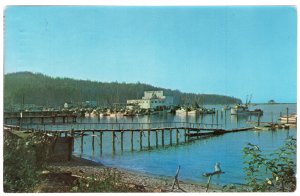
[41,156,222,193]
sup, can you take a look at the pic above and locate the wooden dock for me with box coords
[4,121,256,156]
[4,111,77,124]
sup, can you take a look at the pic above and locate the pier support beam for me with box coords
[139,130,143,151]
[216,110,219,128]
[148,129,151,150]
[80,131,84,158]
[170,128,172,146]
[162,129,165,147]
[155,130,158,148]
[121,131,124,152]
[112,131,115,154]
[176,129,179,145]
[92,131,95,155]
[131,130,134,151]
[184,128,187,143]
[99,131,103,155]
[70,129,74,152]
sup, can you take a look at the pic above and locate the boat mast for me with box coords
[248,94,252,105]
[245,95,248,106]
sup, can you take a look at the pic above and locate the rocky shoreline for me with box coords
[39,156,222,192]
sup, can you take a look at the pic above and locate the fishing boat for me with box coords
[279,114,297,124]
[176,107,198,115]
[231,95,263,115]
[198,107,215,114]
[230,104,249,115]
[123,110,136,117]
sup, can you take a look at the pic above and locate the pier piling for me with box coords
[121,131,124,152]
[139,130,143,151]
[131,130,134,151]
[170,128,172,146]
[99,131,103,155]
[112,131,115,154]
[148,129,151,150]
[162,129,165,147]
[176,129,179,145]
[80,131,84,157]
[155,130,158,148]
[92,131,95,154]
[216,110,219,127]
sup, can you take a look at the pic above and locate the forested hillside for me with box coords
[4,72,241,107]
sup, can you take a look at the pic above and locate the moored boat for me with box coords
[279,114,297,124]
[230,104,249,115]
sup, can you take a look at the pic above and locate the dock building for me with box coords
[127,91,173,110]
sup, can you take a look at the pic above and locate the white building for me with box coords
[127,91,173,110]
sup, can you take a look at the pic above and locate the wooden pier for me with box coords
[4,121,256,156]
[4,111,77,124]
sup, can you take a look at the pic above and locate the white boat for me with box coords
[187,110,198,115]
[279,114,297,124]
[176,108,198,115]
[230,104,249,115]
[176,108,188,115]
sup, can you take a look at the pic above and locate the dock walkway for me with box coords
[4,121,255,155]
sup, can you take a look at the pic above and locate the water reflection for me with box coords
[13,104,297,185]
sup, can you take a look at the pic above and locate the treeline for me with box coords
[4,72,241,107]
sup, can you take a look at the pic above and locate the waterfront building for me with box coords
[127,91,173,110]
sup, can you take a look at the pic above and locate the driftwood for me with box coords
[203,163,225,192]
[203,170,224,177]
[203,171,224,192]
[171,165,185,192]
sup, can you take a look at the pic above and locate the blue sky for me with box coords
[4,6,297,103]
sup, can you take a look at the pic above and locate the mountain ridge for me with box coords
[4,71,242,108]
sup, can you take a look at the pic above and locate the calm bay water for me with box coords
[25,103,297,185]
